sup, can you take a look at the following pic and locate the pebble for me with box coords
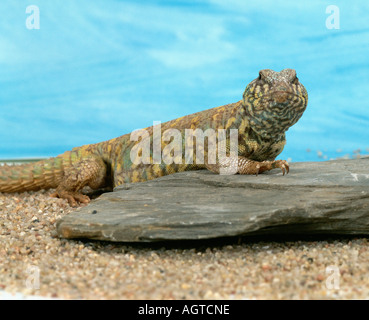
[1,189,369,299]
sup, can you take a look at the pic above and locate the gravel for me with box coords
[1,189,369,300]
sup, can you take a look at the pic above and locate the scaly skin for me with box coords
[0,69,308,206]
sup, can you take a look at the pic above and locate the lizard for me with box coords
[0,69,308,206]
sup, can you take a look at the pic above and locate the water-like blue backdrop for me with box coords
[1,0,368,161]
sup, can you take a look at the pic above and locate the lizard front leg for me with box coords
[51,156,107,206]
[206,157,289,176]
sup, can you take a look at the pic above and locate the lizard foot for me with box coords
[271,160,289,175]
[206,157,290,176]
[51,190,90,207]
[238,158,290,175]
[50,156,108,207]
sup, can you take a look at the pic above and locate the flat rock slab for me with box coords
[56,157,369,242]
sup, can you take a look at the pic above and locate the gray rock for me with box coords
[56,157,369,242]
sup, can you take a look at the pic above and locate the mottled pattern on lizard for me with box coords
[0,69,308,206]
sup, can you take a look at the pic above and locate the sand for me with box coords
[1,189,369,300]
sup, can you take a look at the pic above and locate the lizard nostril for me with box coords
[277,86,288,92]
[275,91,289,103]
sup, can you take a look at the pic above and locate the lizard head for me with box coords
[242,68,308,140]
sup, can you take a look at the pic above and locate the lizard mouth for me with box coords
[268,89,299,96]
[273,91,293,104]
[262,91,302,104]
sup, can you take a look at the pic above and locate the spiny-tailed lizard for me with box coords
[0,69,308,206]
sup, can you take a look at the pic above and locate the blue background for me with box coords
[1,0,368,161]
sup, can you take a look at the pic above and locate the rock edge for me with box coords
[56,158,369,242]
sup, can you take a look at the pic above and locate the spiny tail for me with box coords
[0,154,74,193]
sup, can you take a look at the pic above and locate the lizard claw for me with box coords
[51,191,90,207]
[255,164,260,176]
[273,160,289,175]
